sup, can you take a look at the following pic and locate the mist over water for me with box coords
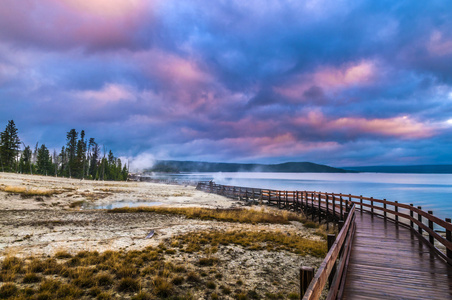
[148,172,452,220]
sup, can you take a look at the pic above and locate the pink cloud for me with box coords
[0,0,154,50]
[74,83,136,104]
[274,60,377,101]
[169,134,340,160]
[294,111,435,139]
[314,61,375,88]
[427,31,452,56]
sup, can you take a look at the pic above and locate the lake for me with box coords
[147,172,452,220]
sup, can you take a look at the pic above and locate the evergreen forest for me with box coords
[0,120,128,181]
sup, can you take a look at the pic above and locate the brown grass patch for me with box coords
[0,185,57,197]
[109,206,310,225]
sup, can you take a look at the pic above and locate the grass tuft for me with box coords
[117,277,140,293]
[0,283,18,298]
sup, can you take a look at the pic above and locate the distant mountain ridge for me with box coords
[148,160,351,173]
[344,164,452,174]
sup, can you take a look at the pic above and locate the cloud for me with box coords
[2,0,452,166]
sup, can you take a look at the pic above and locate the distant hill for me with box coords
[344,165,452,174]
[148,160,351,173]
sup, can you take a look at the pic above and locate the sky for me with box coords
[1,0,452,168]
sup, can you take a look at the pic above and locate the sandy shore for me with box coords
[0,172,325,298]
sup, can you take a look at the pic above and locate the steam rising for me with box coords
[122,152,155,172]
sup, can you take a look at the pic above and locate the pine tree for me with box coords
[0,120,21,172]
[66,129,78,177]
[36,144,51,175]
[19,145,32,174]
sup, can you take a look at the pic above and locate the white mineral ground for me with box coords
[0,172,324,296]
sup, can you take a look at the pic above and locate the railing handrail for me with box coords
[303,204,356,300]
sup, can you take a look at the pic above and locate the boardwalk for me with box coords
[195,182,452,299]
[342,211,452,300]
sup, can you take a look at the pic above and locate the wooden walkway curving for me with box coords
[195,181,452,299]
[342,211,452,300]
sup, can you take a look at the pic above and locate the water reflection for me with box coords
[89,201,162,210]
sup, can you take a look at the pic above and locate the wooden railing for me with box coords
[196,182,356,299]
[196,181,452,299]
[347,194,452,265]
[302,205,356,300]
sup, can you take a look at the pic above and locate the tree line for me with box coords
[0,120,128,181]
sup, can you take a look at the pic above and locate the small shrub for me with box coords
[236,279,243,285]
[0,283,18,298]
[23,273,41,283]
[117,277,140,293]
[171,276,184,285]
[288,292,299,299]
[36,291,52,300]
[66,257,81,267]
[198,257,219,266]
[234,293,248,300]
[97,292,112,300]
[96,273,114,286]
[153,276,173,297]
[211,293,219,300]
[115,265,137,278]
[88,287,102,297]
[220,285,231,295]
[186,272,200,283]
[54,251,72,259]
[165,249,176,254]
[1,257,23,273]
[56,284,83,298]
[28,259,45,273]
[39,279,61,293]
[206,280,216,289]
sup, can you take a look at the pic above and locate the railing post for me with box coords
[295,191,299,210]
[285,191,288,208]
[395,201,399,225]
[327,234,336,287]
[428,211,434,245]
[340,195,343,220]
[300,266,314,298]
[310,192,314,220]
[370,197,374,215]
[318,193,321,223]
[446,218,452,260]
[383,201,387,220]
[360,195,363,211]
[338,220,344,232]
[326,194,329,230]
[409,204,414,228]
[278,191,281,209]
[348,194,352,212]
[332,195,336,219]
[417,206,423,234]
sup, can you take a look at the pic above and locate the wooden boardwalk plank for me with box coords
[342,212,452,300]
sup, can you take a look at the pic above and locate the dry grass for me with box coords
[0,225,323,299]
[0,185,58,197]
[175,229,327,257]
[109,206,312,226]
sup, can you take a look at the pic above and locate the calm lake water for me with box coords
[148,172,452,220]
